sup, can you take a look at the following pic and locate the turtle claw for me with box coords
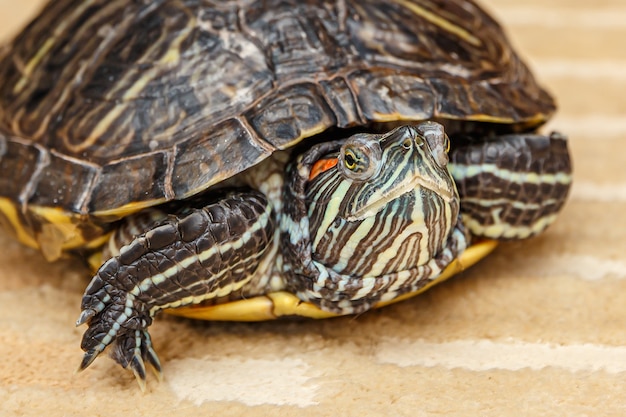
[77,348,102,373]
[144,338,163,381]
[76,308,96,327]
[130,354,147,392]
[127,335,163,390]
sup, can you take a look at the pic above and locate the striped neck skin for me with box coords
[280,123,461,314]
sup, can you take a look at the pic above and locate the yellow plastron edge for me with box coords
[166,240,498,321]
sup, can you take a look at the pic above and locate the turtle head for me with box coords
[281,122,461,307]
[333,123,455,222]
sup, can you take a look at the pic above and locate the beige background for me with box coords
[1,0,625,416]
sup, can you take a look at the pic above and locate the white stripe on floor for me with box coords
[518,254,626,281]
[377,338,626,373]
[167,357,319,407]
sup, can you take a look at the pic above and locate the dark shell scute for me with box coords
[242,2,350,81]
[171,118,271,200]
[89,151,171,213]
[29,152,98,214]
[319,77,363,128]
[349,71,436,122]
[245,83,337,149]
[0,138,43,202]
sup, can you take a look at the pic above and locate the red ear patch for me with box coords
[309,157,338,181]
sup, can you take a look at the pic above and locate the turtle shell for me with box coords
[0,0,554,253]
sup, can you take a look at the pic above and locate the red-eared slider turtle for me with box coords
[0,0,571,386]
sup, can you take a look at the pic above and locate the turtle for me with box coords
[0,0,572,387]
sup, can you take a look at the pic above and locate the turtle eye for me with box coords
[339,136,382,182]
[402,138,413,150]
[344,149,357,170]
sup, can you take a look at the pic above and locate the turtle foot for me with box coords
[77,298,161,389]
[78,323,162,390]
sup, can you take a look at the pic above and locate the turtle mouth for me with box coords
[347,174,454,222]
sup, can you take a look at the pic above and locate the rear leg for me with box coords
[76,190,275,387]
[449,132,572,240]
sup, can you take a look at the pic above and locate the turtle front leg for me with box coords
[76,190,275,386]
[449,132,572,240]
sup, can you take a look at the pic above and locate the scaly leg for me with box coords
[449,132,572,240]
[76,190,275,387]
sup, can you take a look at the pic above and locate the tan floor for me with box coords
[1,1,625,416]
